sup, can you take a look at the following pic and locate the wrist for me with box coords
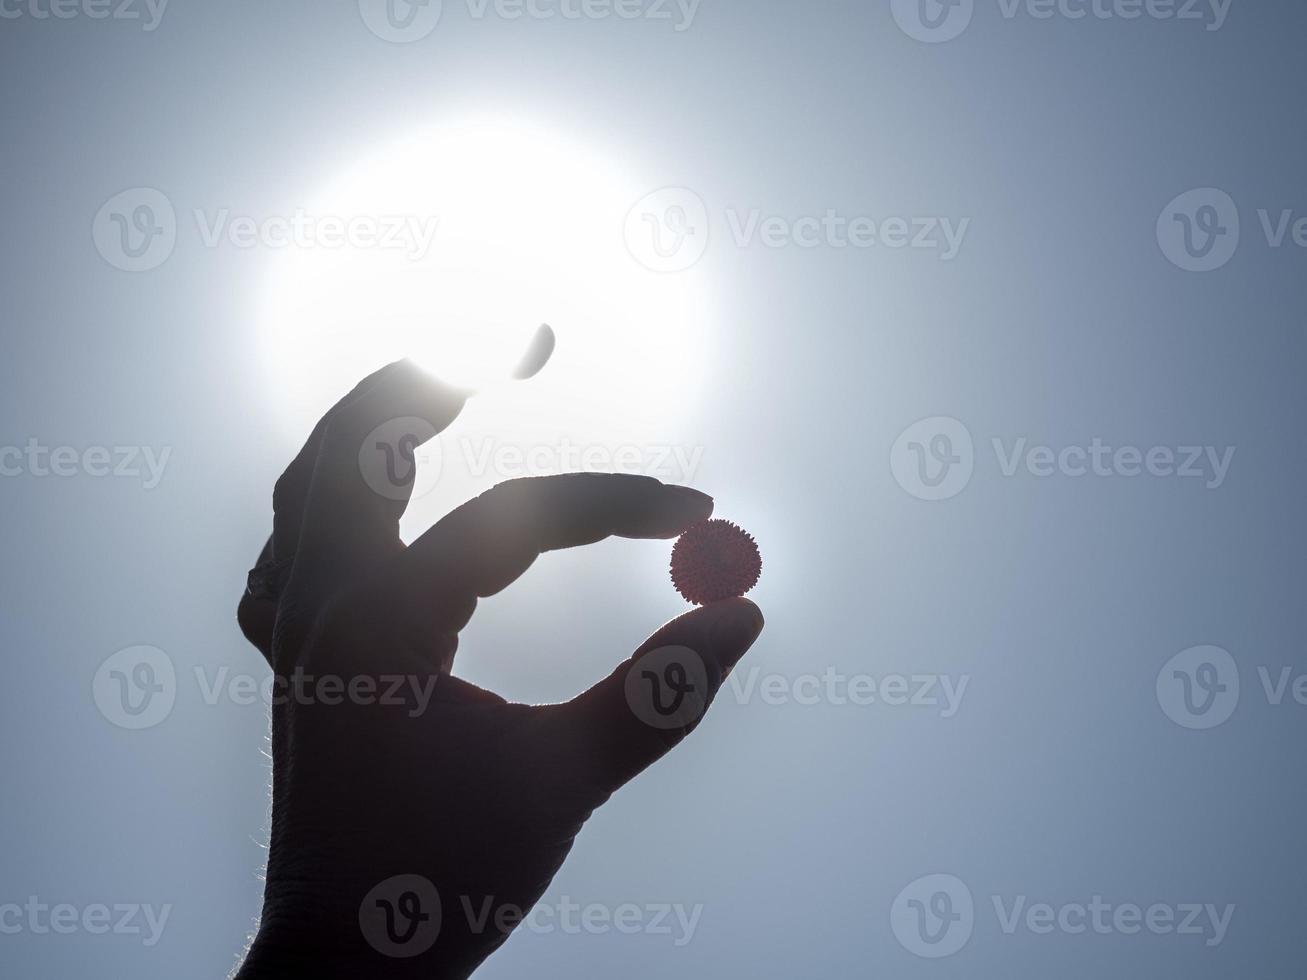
[238,929,474,980]
[237,894,480,980]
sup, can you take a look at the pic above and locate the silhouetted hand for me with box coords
[233,361,764,979]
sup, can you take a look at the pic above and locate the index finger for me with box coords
[377,473,714,634]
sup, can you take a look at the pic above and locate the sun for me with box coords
[257,115,713,448]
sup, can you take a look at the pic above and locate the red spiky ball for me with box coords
[670,519,762,605]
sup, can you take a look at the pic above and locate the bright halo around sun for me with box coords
[258,117,713,449]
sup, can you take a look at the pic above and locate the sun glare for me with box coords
[259,116,712,446]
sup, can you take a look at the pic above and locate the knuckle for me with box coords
[271,470,302,514]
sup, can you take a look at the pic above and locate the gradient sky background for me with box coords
[3,1,1306,977]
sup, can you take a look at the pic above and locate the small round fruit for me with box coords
[670,519,762,605]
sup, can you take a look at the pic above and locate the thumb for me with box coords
[557,598,765,793]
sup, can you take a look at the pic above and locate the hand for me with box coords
[234,361,765,979]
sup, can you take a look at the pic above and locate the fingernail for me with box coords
[708,601,765,671]
[666,485,714,520]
